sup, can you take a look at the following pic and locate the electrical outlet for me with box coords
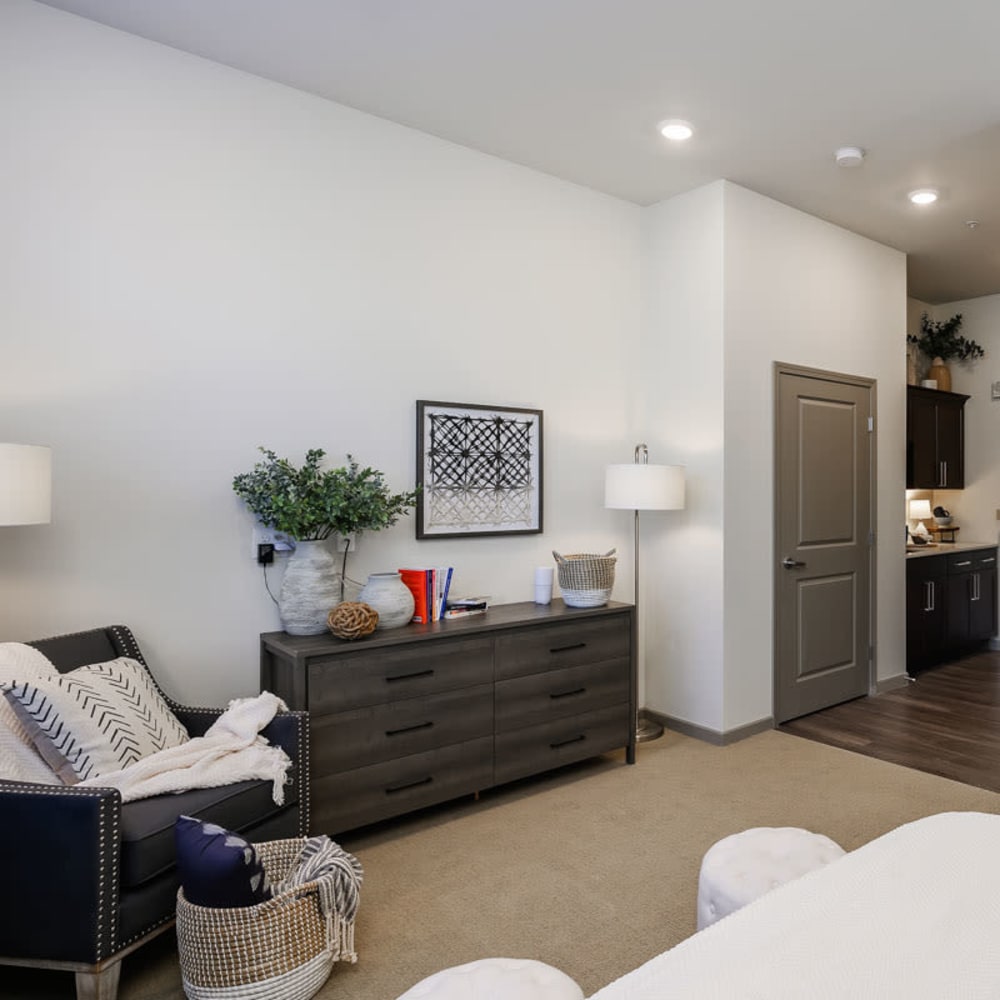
[336,533,357,552]
[251,526,293,559]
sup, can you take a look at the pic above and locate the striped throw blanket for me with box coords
[273,835,364,963]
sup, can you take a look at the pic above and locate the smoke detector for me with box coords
[835,146,866,167]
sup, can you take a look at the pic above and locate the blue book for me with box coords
[437,567,453,619]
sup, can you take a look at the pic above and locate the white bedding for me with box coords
[591,811,1000,999]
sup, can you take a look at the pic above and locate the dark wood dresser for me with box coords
[260,599,635,834]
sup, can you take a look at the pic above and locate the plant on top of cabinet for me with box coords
[234,447,418,609]
[907,313,984,391]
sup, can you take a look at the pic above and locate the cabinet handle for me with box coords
[924,581,935,613]
[982,558,996,565]
[385,721,434,737]
[550,734,586,750]
[973,573,981,601]
[385,776,433,795]
[550,642,587,654]
[550,687,586,700]
[385,668,434,683]
[954,561,972,568]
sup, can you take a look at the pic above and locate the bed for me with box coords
[590,811,1000,999]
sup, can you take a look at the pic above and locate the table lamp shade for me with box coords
[605,463,685,511]
[908,498,932,521]
[0,444,52,525]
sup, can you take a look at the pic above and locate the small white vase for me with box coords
[278,540,342,635]
[357,572,415,630]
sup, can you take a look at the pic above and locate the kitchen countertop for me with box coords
[906,540,997,558]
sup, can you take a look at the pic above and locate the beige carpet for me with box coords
[12,729,1000,999]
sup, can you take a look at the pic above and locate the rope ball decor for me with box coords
[327,602,379,640]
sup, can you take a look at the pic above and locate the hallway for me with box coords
[780,650,1000,794]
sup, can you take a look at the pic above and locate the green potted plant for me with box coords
[907,313,984,391]
[233,448,418,633]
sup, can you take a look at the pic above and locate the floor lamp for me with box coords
[0,444,52,526]
[605,444,684,743]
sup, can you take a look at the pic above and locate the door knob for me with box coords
[782,557,806,569]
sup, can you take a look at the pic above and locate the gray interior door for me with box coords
[774,366,874,723]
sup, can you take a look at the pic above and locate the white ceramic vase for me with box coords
[357,572,415,630]
[278,539,342,635]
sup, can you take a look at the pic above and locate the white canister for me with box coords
[534,566,554,605]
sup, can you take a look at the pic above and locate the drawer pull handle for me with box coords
[954,561,972,568]
[385,721,434,737]
[550,734,586,749]
[385,776,433,795]
[550,642,587,654]
[550,687,586,700]
[385,668,434,683]
[982,558,996,565]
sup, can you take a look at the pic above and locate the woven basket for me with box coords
[553,549,616,608]
[176,838,351,1000]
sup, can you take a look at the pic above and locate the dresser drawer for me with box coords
[311,683,494,773]
[495,659,628,733]
[308,636,493,713]
[494,704,628,785]
[311,736,494,834]
[494,617,629,681]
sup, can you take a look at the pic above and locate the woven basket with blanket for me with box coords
[176,836,362,1000]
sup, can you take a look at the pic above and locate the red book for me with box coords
[398,568,430,623]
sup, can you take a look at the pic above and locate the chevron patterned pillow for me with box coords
[2,656,189,784]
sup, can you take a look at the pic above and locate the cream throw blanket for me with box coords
[79,691,292,804]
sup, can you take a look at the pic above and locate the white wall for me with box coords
[640,183,726,730]
[926,296,1000,552]
[641,182,907,735]
[2,2,912,733]
[0,1,642,702]
[722,184,908,726]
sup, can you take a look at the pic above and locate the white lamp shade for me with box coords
[0,444,52,525]
[908,499,932,521]
[605,463,685,511]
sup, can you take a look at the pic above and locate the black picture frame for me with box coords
[416,400,543,539]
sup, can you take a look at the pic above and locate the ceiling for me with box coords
[38,0,1000,304]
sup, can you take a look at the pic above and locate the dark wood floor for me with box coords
[780,649,1000,795]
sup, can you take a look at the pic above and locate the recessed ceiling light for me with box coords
[658,119,694,141]
[835,146,865,167]
[908,188,939,206]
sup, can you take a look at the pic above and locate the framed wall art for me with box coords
[416,400,543,539]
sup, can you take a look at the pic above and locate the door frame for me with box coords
[772,362,878,721]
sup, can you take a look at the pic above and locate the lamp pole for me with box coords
[605,444,685,746]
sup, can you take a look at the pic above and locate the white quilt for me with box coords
[78,691,292,804]
[591,811,1000,999]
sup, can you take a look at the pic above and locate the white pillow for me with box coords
[0,642,62,784]
[3,655,189,784]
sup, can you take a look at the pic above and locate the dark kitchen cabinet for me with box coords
[907,546,998,674]
[906,385,968,489]
[906,554,948,672]
[946,549,998,646]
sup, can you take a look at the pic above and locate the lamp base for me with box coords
[636,717,665,743]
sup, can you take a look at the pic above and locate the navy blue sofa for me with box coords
[0,624,309,1000]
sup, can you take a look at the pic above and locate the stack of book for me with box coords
[398,567,453,623]
[442,597,489,620]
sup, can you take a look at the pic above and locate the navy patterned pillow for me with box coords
[175,815,271,909]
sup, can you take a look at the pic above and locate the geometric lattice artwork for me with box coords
[416,401,543,538]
